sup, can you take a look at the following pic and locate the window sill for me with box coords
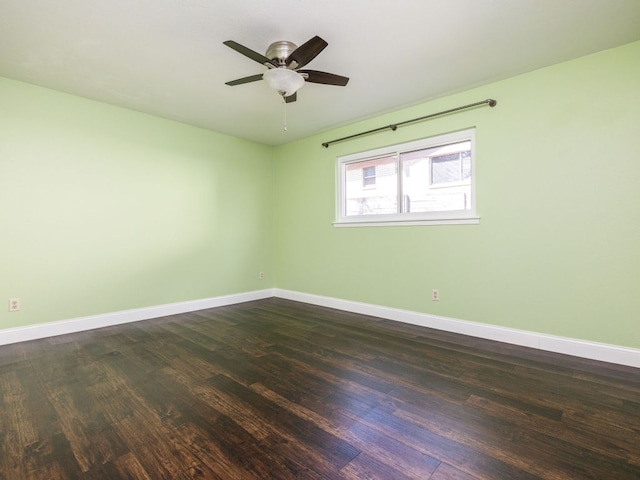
[333,215,480,227]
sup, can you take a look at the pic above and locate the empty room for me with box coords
[1,1,639,478]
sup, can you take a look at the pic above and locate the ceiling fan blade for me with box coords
[223,40,278,67]
[299,70,349,86]
[286,36,328,68]
[285,92,297,103]
[225,74,264,86]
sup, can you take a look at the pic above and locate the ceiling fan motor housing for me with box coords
[266,41,298,67]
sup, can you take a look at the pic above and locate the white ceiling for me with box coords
[2,0,640,146]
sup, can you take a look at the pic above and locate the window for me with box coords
[336,129,478,226]
[362,166,376,187]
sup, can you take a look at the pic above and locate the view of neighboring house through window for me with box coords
[336,128,478,226]
[345,155,397,215]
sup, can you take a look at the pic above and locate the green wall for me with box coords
[273,41,640,349]
[0,77,274,329]
[2,41,639,351]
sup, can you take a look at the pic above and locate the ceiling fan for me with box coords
[223,36,349,103]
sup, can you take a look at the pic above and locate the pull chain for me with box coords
[283,95,288,132]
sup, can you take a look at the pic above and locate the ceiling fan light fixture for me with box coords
[262,68,305,97]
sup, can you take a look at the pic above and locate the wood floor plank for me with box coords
[429,462,479,480]
[0,297,638,479]
[339,452,416,480]
[110,453,152,480]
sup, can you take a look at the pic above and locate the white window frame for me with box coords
[335,128,479,227]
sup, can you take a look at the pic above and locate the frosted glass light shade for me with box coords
[262,68,305,97]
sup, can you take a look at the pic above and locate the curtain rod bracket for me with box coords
[321,98,497,148]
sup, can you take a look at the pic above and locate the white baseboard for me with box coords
[0,289,276,346]
[274,289,640,369]
[2,287,638,369]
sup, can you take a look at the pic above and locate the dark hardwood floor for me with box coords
[0,298,639,479]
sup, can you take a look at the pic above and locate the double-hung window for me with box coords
[335,128,478,226]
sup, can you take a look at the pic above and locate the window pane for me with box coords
[345,156,397,215]
[431,153,461,184]
[362,166,376,187]
[400,140,471,213]
[401,155,429,212]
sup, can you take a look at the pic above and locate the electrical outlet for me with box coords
[9,298,20,312]
[259,272,265,280]
[432,289,440,301]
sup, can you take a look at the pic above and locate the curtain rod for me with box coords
[321,98,497,148]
